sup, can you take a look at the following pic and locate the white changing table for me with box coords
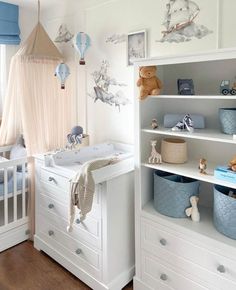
[34,142,134,290]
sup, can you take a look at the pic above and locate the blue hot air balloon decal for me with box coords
[74,32,91,65]
[55,62,70,89]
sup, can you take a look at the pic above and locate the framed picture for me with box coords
[127,30,147,66]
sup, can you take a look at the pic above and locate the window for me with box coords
[0,45,6,118]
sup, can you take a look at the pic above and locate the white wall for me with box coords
[81,0,236,145]
[41,0,236,145]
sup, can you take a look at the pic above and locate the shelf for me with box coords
[142,127,236,144]
[142,161,236,189]
[148,95,236,100]
[142,201,236,253]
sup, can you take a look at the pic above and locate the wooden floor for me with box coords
[0,241,133,290]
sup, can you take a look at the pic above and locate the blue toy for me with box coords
[220,80,236,95]
[55,62,70,89]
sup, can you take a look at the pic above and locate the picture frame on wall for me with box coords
[127,30,147,66]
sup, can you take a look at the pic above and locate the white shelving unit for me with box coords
[134,49,236,290]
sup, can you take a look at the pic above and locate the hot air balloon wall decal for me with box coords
[55,62,70,89]
[74,32,91,65]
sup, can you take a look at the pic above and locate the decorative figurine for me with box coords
[199,158,207,174]
[73,32,91,65]
[148,140,162,164]
[151,118,158,129]
[55,62,70,89]
[229,156,236,171]
[66,126,84,149]
[220,80,236,95]
[185,196,200,222]
[177,79,195,95]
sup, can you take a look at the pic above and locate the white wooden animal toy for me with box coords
[198,158,207,174]
[151,118,158,129]
[148,140,162,164]
[185,196,200,222]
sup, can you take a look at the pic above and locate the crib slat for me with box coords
[4,168,8,225]
[13,165,17,221]
[22,163,26,218]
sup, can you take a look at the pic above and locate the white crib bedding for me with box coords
[0,172,28,198]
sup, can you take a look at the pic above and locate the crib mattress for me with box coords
[0,172,28,197]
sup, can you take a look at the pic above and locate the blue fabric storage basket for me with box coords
[153,170,200,218]
[219,108,236,135]
[213,185,236,239]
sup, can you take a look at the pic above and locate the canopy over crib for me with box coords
[16,22,63,60]
[0,1,75,237]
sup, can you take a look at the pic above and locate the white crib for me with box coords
[0,145,29,252]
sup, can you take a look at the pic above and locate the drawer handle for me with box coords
[25,229,30,235]
[48,230,54,236]
[75,218,81,224]
[48,176,56,183]
[75,248,82,255]
[160,274,168,281]
[217,265,226,273]
[160,238,167,246]
[48,203,54,209]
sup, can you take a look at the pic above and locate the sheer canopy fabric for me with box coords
[0,22,76,237]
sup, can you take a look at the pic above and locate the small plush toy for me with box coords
[229,156,236,171]
[151,118,158,129]
[137,66,163,100]
[199,158,207,174]
[148,140,162,164]
[185,196,200,222]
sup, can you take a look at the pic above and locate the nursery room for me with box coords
[1,0,236,289]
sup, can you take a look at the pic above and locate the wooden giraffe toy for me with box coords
[148,140,162,164]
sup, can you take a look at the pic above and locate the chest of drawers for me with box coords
[34,155,134,290]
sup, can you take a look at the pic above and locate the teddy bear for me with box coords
[229,156,236,171]
[137,66,163,100]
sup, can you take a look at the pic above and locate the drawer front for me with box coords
[142,250,208,290]
[37,215,102,272]
[38,196,102,249]
[40,168,70,192]
[38,177,102,218]
[141,218,236,287]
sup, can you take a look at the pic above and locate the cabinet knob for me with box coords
[217,265,226,273]
[25,229,30,235]
[48,203,54,209]
[48,230,54,236]
[75,248,82,255]
[48,176,56,183]
[160,274,168,281]
[75,218,81,224]
[160,238,167,246]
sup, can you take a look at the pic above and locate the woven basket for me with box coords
[213,185,236,239]
[161,138,187,164]
[219,108,236,135]
[154,170,200,218]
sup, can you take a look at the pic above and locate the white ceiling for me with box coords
[5,0,63,9]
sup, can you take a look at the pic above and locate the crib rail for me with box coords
[0,146,28,230]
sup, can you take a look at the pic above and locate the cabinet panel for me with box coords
[37,214,101,270]
[141,218,236,289]
[141,251,208,290]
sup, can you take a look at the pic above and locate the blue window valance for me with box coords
[0,1,20,45]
